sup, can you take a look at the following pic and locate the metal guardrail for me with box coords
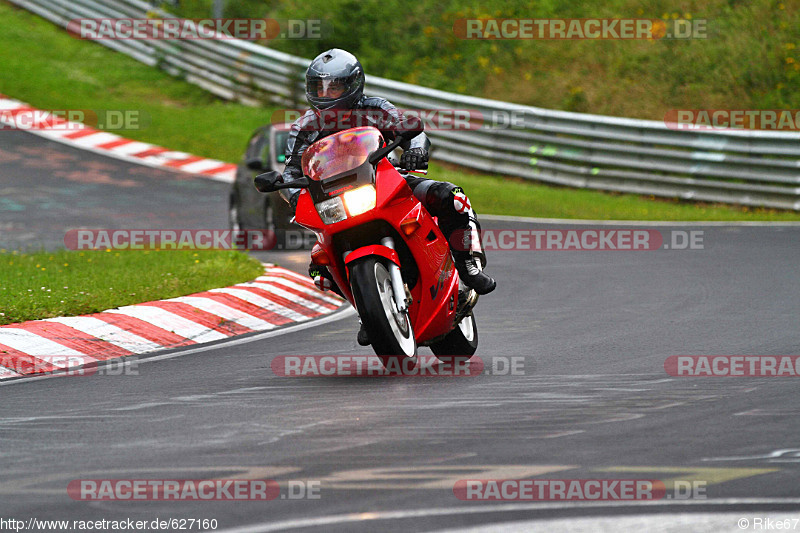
[10,0,800,210]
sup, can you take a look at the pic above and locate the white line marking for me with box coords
[0,328,84,357]
[268,267,316,284]
[44,316,162,353]
[69,132,120,147]
[210,288,308,321]
[141,150,194,164]
[432,512,800,533]
[170,296,277,331]
[239,282,334,314]
[179,159,233,174]
[253,277,342,305]
[104,141,158,156]
[104,306,227,344]
[257,270,318,286]
[213,498,800,533]
[0,98,26,110]
[481,214,800,227]
[32,128,84,140]
[0,366,22,378]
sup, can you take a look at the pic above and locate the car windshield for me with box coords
[301,127,383,181]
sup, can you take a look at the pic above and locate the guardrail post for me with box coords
[291,63,306,108]
[212,0,225,18]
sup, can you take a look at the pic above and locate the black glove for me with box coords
[253,170,283,193]
[400,147,428,171]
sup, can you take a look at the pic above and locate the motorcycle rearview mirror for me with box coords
[398,114,424,141]
[368,136,404,165]
[254,171,309,193]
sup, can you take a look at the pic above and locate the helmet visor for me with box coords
[313,79,346,99]
[306,75,359,105]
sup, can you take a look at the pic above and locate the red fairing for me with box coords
[290,129,461,344]
[375,158,409,205]
[345,245,400,268]
[294,191,324,231]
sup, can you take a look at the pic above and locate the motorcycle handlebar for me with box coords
[399,167,428,175]
[387,157,428,175]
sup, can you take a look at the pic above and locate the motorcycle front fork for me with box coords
[380,237,410,313]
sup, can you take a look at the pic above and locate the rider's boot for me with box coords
[309,264,344,298]
[453,250,496,295]
[357,322,370,346]
[448,209,496,295]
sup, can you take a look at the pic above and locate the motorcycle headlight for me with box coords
[315,196,347,224]
[342,185,376,217]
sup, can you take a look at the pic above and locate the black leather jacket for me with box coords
[280,95,430,207]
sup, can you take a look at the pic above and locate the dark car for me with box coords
[228,123,294,235]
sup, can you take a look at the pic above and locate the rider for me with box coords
[278,49,496,343]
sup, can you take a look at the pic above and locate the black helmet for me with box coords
[305,49,365,112]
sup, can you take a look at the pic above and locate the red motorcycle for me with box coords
[255,126,480,369]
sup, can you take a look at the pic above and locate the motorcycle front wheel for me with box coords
[349,257,417,369]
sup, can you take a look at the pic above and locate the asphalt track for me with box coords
[0,131,230,251]
[2,131,800,532]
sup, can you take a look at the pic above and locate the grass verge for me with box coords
[0,1,274,163]
[435,164,800,222]
[0,249,264,326]
[1,1,799,223]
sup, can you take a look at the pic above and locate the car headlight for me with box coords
[342,185,376,217]
[315,196,347,224]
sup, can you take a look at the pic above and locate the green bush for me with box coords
[163,0,800,119]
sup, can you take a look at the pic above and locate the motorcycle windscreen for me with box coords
[301,127,383,181]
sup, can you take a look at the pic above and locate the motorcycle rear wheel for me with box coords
[349,257,417,370]
[430,310,478,361]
